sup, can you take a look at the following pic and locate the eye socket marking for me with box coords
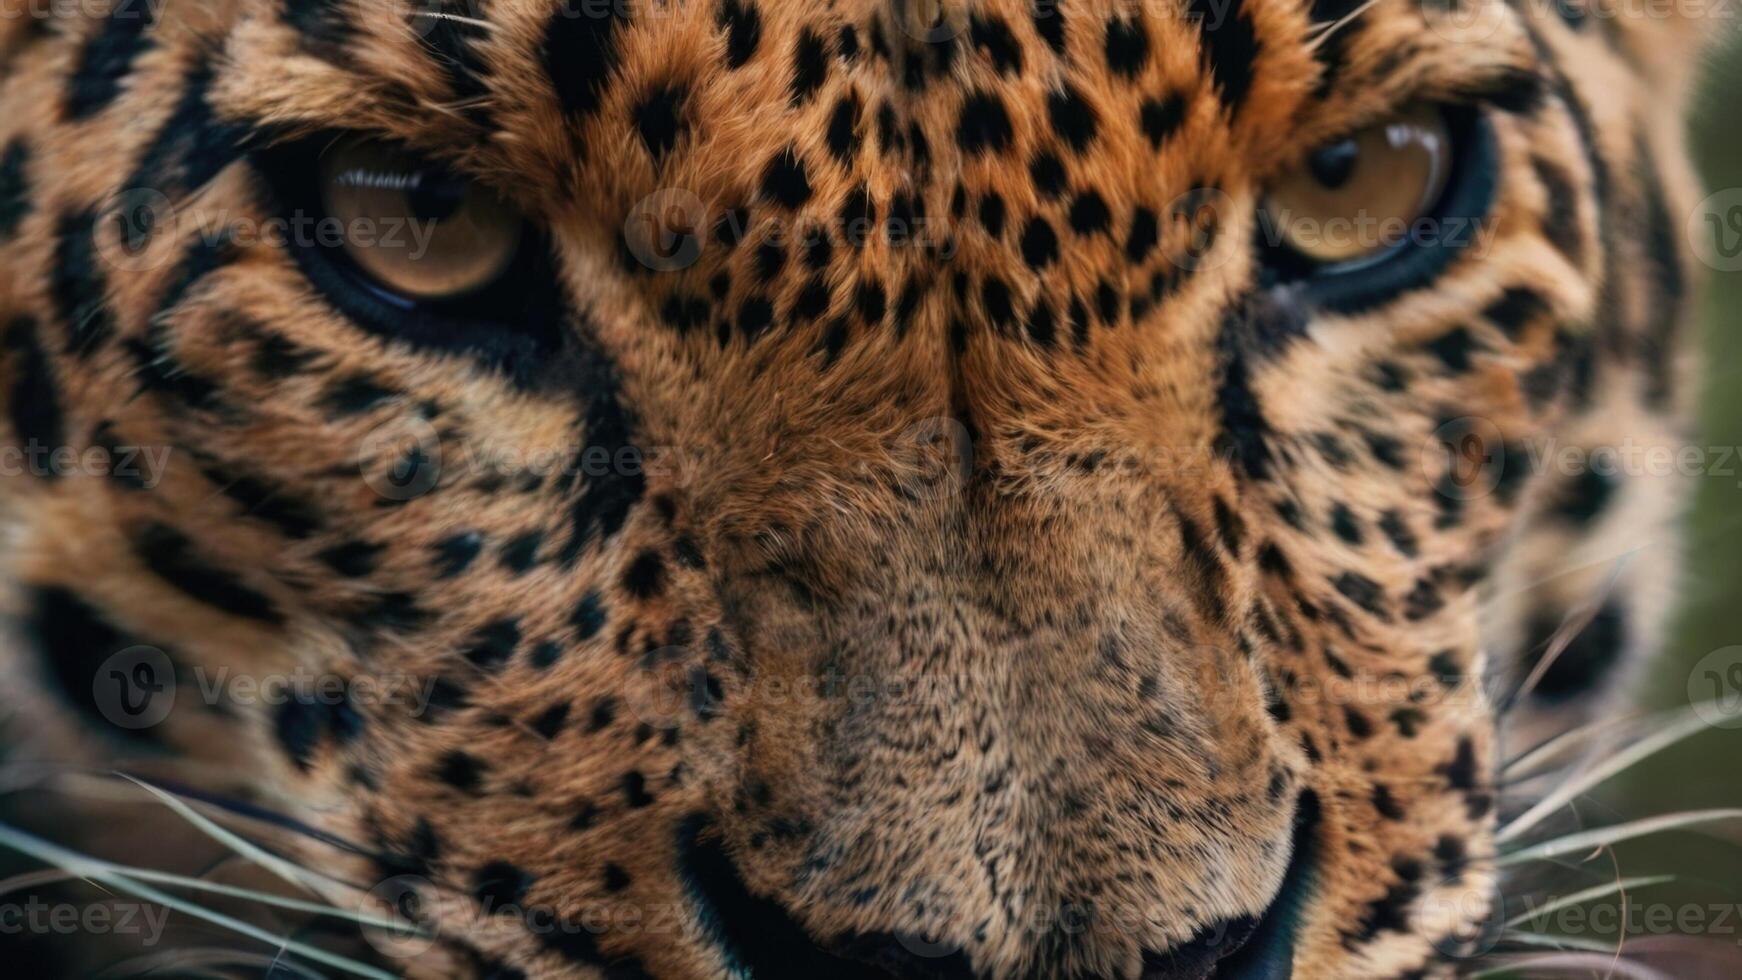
[254,134,563,373]
[1256,104,1499,314]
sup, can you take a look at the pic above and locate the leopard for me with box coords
[0,0,1717,977]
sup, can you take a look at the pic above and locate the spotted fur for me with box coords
[0,0,1712,977]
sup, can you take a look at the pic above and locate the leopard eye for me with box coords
[257,134,563,369]
[1262,105,1452,268]
[1255,104,1497,313]
[319,138,524,301]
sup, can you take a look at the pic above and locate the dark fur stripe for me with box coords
[4,318,64,476]
[283,0,354,59]
[65,0,158,120]
[133,522,284,624]
[53,210,114,358]
[25,586,169,740]
[1633,135,1685,408]
[557,337,645,565]
[546,1,630,118]
[1187,0,1259,112]
[123,62,248,209]
[0,139,30,239]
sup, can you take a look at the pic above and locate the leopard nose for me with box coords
[677,792,1321,980]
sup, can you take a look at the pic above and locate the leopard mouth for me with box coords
[676,793,1321,980]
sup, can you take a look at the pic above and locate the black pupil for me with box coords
[407,172,467,223]
[1307,139,1360,190]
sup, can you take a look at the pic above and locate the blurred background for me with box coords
[1602,26,1742,959]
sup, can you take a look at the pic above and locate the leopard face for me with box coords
[0,0,1709,977]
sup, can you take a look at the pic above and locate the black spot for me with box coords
[1104,17,1149,77]
[1125,207,1159,262]
[436,750,489,794]
[738,296,775,340]
[321,375,396,416]
[632,83,686,158]
[603,863,633,892]
[1029,153,1068,198]
[622,771,655,808]
[1033,4,1067,54]
[4,318,64,477]
[473,861,535,913]
[623,550,666,599]
[1526,602,1627,701]
[0,140,30,239]
[1423,327,1478,373]
[66,0,159,119]
[957,92,1014,156]
[760,149,813,208]
[124,62,247,215]
[1140,94,1188,148]
[1372,783,1406,820]
[826,94,860,163]
[968,14,1023,74]
[1329,504,1362,545]
[837,24,860,60]
[1020,218,1059,268]
[546,0,629,119]
[465,618,522,670]
[273,690,364,771]
[134,523,282,624]
[786,28,830,106]
[573,591,608,639]
[1550,467,1616,526]
[1377,511,1418,558]
[978,192,1008,238]
[1046,85,1098,151]
[981,276,1017,331]
[1483,288,1549,339]
[717,0,762,68]
[1068,191,1111,236]
[500,531,544,574]
[531,702,570,739]
[316,540,384,577]
[855,280,887,325]
[1332,571,1387,618]
[1188,0,1259,112]
[433,532,484,578]
[1438,737,1479,791]
[1403,579,1445,621]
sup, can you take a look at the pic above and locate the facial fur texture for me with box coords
[0,0,1711,977]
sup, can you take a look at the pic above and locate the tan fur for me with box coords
[0,0,1715,977]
